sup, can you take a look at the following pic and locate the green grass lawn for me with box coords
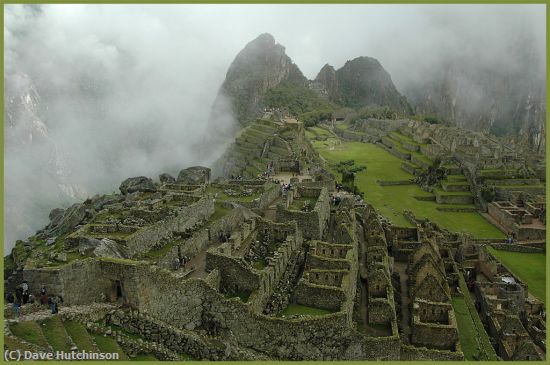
[487,247,546,303]
[41,317,73,352]
[311,139,504,239]
[308,126,333,137]
[279,303,333,317]
[92,333,127,360]
[9,321,50,349]
[131,353,158,361]
[64,320,96,351]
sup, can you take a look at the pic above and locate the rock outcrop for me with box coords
[119,176,157,195]
[177,166,211,185]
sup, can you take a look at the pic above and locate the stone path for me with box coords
[5,303,117,323]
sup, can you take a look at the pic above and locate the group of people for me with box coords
[173,255,191,271]
[330,194,342,205]
[281,183,292,195]
[6,283,63,320]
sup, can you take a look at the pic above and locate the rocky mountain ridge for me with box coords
[214,33,410,126]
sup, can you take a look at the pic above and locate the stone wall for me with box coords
[275,187,329,240]
[157,229,210,269]
[368,296,395,324]
[400,344,464,361]
[435,193,473,205]
[205,248,261,294]
[490,243,544,254]
[126,196,214,257]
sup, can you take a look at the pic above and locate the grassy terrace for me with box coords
[310,136,504,239]
[487,246,546,303]
[279,303,333,317]
[452,295,497,360]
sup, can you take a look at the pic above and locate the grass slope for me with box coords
[92,333,128,360]
[311,138,503,238]
[41,317,73,352]
[487,246,546,303]
[9,321,50,349]
[64,320,97,351]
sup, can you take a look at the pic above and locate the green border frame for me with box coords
[1,2,548,364]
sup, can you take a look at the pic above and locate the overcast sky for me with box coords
[4,4,545,250]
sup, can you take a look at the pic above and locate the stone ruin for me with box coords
[4,116,545,361]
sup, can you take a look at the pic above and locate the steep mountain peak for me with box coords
[213,33,306,125]
[335,55,411,113]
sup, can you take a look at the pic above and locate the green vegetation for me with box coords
[64,320,96,351]
[452,296,497,360]
[9,321,50,349]
[311,138,504,238]
[41,317,72,352]
[91,333,127,360]
[225,291,251,302]
[455,273,498,360]
[279,303,333,317]
[179,353,198,361]
[487,246,546,303]
[131,353,158,361]
[347,106,399,122]
[4,335,39,352]
[263,82,337,126]
[210,203,232,221]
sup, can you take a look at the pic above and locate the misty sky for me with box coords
[4,4,546,251]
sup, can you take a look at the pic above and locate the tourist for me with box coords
[21,281,29,304]
[40,286,48,306]
[14,287,23,320]
[48,296,62,314]
[174,258,181,271]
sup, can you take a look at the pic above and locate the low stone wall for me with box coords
[294,281,346,311]
[367,297,395,324]
[401,140,420,152]
[306,254,351,270]
[376,180,415,186]
[436,206,477,212]
[411,321,458,351]
[515,226,546,241]
[435,193,473,205]
[401,162,422,175]
[490,243,544,253]
[400,344,464,361]
[411,155,431,170]
[108,309,245,360]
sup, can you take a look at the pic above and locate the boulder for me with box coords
[93,238,126,259]
[159,173,176,184]
[90,194,125,211]
[177,166,211,185]
[119,176,156,195]
[48,208,65,227]
[46,203,90,236]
